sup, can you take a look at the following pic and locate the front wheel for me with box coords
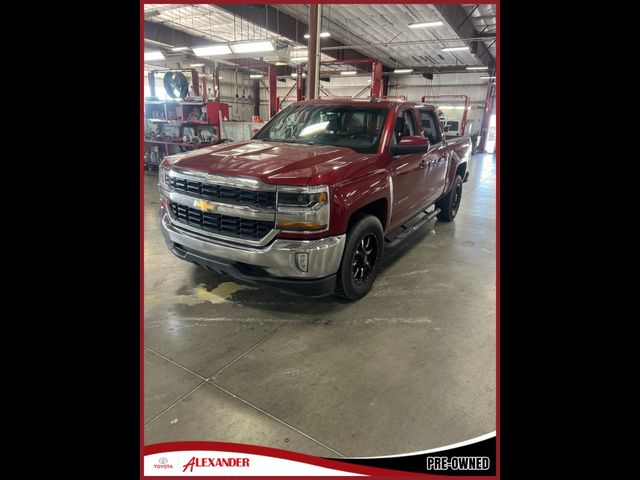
[436,175,463,222]
[335,215,384,300]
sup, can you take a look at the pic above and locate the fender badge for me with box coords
[193,199,216,212]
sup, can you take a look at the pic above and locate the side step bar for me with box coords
[384,207,440,248]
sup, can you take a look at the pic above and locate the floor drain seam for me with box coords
[144,346,208,381]
[208,314,298,381]
[143,381,207,428]
[208,382,345,458]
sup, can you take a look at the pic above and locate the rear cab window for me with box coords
[417,109,442,145]
[391,108,419,146]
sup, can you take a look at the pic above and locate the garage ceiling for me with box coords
[276,4,494,69]
[144,4,496,73]
[144,4,287,44]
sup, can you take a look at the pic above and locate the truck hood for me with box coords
[167,140,377,186]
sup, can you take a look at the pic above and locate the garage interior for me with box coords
[144,3,496,457]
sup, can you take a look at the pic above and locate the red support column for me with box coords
[147,71,156,97]
[307,4,320,99]
[268,66,277,118]
[253,78,261,117]
[382,75,389,98]
[214,68,220,101]
[202,76,207,100]
[191,69,199,96]
[370,61,383,98]
[479,84,495,153]
[296,64,304,102]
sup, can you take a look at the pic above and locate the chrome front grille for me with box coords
[168,176,276,209]
[164,170,277,244]
[169,203,272,241]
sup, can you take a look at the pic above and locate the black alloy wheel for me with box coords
[352,233,378,285]
[336,215,384,300]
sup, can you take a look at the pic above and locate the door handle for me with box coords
[419,160,427,168]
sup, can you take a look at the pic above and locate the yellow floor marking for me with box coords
[144,282,254,306]
[194,282,253,304]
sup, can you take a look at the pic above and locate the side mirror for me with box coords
[391,136,430,155]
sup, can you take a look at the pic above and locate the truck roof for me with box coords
[291,98,437,110]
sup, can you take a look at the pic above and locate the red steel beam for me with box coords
[371,60,383,98]
[268,66,277,118]
[214,67,220,101]
[321,58,376,65]
[307,4,320,99]
[479,85,495,152]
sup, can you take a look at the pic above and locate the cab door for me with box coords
[417,108,449,206]
[388,108,430,229]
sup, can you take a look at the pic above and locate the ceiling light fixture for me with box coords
[394,68,414,74]
[249,74,264,79]
[231,41,274,54]
[189,63,204,67]
[304,32,331,38]
[442,46,469,52]
[290,73,307,78]
[479,76,496,79]
[193,45,232,56]
[144,38,174,49]
[144,51,165,61]
[274,61,288,66]
[409,21,443,28]
[290,57,308,63]
[171,47,189,52]
[340,71,357,76]
[466,66,488,70]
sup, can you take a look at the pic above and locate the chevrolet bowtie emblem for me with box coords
[193,199,216,212]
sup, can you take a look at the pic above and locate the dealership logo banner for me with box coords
[144,433,496,477]
[145,450,361,476]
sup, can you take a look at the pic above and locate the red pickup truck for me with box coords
[158,99,472,300]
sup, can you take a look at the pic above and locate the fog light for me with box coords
[295,253,309,272]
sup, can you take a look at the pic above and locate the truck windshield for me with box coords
[254,104,388,154]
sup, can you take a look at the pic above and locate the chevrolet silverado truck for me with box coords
[158,99,472,300]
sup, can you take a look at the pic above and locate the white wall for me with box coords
[144,70,492,133]
[389,73,490,102]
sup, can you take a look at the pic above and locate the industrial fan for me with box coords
[163,71,189,99]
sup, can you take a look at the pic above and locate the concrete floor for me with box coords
[143,153,496,457]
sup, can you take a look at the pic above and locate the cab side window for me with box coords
[418,109,442,145]
[392,109,418,144]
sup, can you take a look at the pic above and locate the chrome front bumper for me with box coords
[159,206,346,280]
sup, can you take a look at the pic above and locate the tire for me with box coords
[436,175,463,222]
[335,215,384,300]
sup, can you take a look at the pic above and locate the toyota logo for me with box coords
[158,457,169,465]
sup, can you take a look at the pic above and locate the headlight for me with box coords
[158,166,171,189]
[276,185,329,232]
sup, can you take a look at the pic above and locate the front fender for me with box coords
[330,168,390,234]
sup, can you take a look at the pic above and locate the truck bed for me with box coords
[445,135,472,157]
